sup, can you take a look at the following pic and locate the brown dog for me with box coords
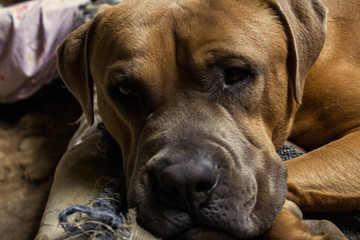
[57,0,360,239]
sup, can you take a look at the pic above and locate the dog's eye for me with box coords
[118,80,132,95]
[111,78,138,106]
[224,67,252,86]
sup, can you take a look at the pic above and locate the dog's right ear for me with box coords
[57,21,95,125]
[268,0,327,104]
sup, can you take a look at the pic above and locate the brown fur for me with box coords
[57,0,359,239]
[286,0,360,212]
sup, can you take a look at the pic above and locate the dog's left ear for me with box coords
[268,0,328,104]
[57,21,94,125]
[57,5,110,125]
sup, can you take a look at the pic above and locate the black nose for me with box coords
[153,158,219,210]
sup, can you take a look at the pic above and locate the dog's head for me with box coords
[57,0,327,239]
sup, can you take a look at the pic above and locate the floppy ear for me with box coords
[268,0,328,104]
[57,21,95,125]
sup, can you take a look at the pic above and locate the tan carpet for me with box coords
[0,80,81,240]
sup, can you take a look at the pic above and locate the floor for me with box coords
[0,80,81,240]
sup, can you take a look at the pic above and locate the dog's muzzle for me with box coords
[125,102,287,239]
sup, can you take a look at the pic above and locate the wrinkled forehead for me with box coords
[92,0,285,64]
[171,0,285,63]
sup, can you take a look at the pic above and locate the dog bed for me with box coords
[35,118,359,240]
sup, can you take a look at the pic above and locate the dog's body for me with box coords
[287,0,360,212]
[57,0,360,239]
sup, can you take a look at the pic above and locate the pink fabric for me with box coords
[0,0,89,102]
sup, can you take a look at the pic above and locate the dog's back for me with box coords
[290,0,360,151]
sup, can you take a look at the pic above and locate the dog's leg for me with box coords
[285,128,360,211]
[265,200,347,240]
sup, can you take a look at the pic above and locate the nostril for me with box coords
[156,166,183,199]
[158,180,180,198]
[167,186,180,197]
[195,181,213,193]
[195,172,219,193]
